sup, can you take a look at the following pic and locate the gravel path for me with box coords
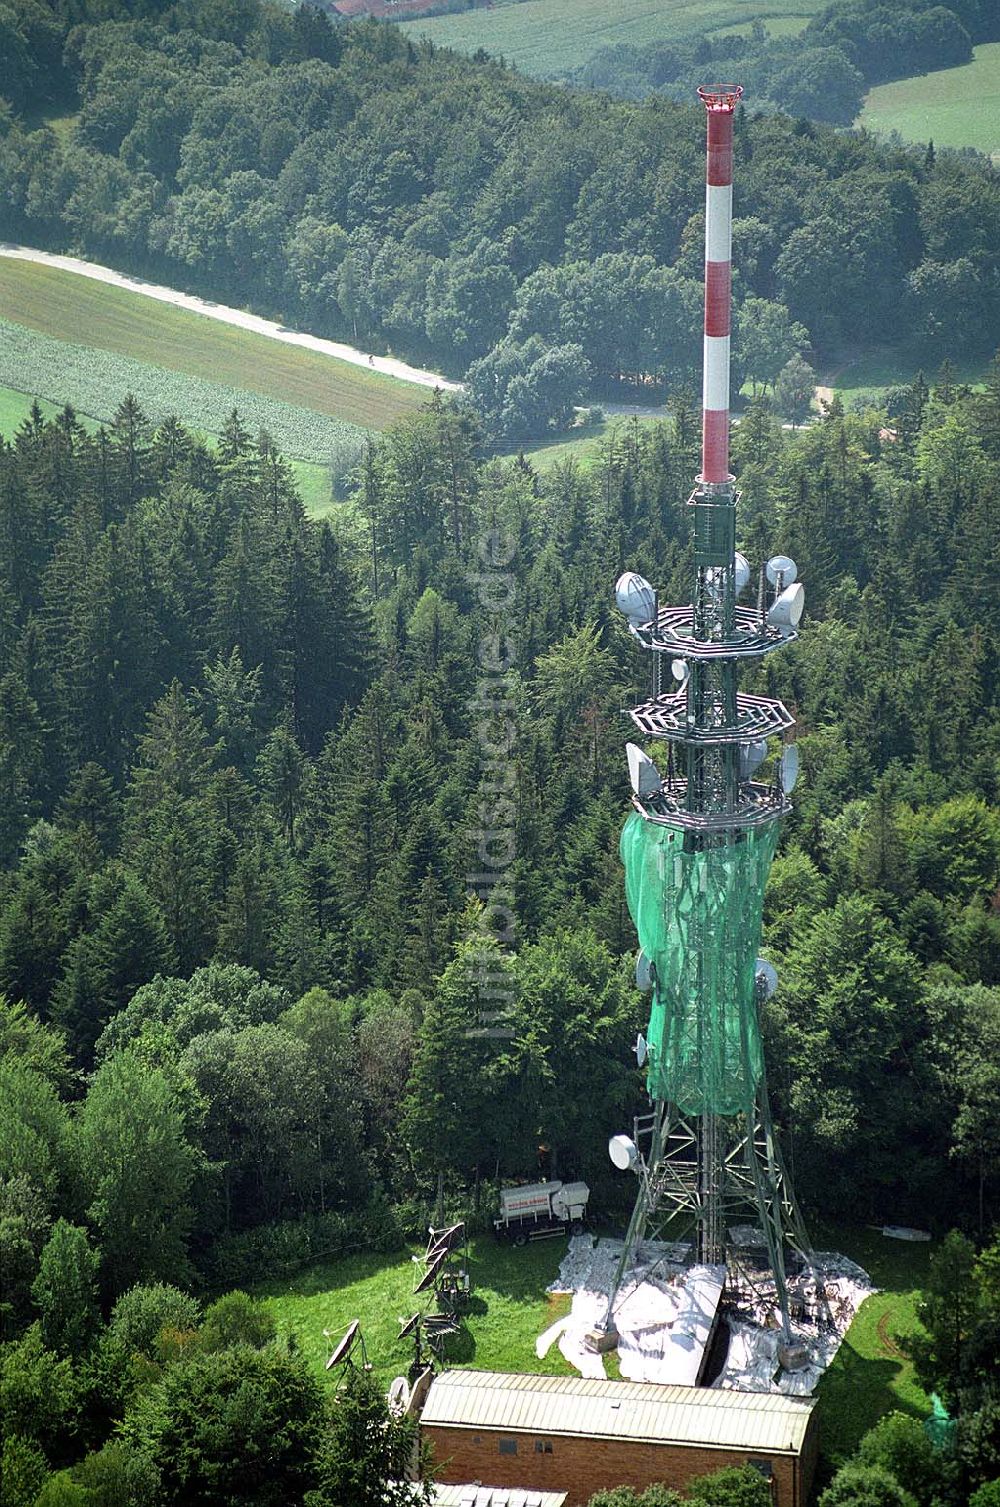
[0,243,462,392]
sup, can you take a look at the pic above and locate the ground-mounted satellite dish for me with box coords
[326,1319,361,1369]
[609,1134,640,1171]
[635,950,655,992]
[615,572,656,628]
[427,1223,465,1260]
[767,582,804,631]
[414,1250,448,1295]
[755,959,778,999]
[734,552,751,595]
[388,1376,410,1415]
[671,657,690,687]
[781,745,800,794]
[398,1313,421,1339]
[738,739,769,780]
[766,554,798,588]
[635,1033,648,1067]
[627,743,663,799]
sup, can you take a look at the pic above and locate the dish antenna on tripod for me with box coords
[325,1318,369,1371]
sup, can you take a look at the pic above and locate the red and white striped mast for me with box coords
[698,84,742,486]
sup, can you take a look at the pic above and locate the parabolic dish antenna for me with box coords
[767,582,804,631]
[766,554,797,587]
[627,742,663,799]
[635,1033,648,1067]
[615,571,656,627]
[781,745,800,794]
[755,959,779,999]
[398,1313,421,1339]
[414,1250,448,1295]
[635,950,655,991]
[738,739,769,780]
[734,552,751,594]
[326,1319,361,1369]
[609,1134,640,1171]
[671,657,690,686]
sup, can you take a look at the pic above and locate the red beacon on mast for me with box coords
[697,84,742,486]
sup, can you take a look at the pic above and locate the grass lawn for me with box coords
[825,349,989,407]
[0,258,425,433]
[860,42,1000,161]
[524,415,664,470]
[812,1223,934,1468]
[258,1219,934,1460]
[398,0,824,77]
[259,1236,574,1388]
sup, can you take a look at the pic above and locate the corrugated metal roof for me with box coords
[421,1371,815,1455]
[430,1486,567,1507]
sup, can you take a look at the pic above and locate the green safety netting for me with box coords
[620,811,780,1115]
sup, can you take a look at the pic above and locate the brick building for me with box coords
[420,1371,818,1507]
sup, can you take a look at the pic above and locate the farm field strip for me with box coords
[399,0,824,76]
[0,319,366,469]
[860,42,1000,158]
[0,255,433,432]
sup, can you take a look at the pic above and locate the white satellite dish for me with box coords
[635,951,655,991]
[671,657,690,687]
[635,1033,648,1066]
[734,552,751,594]
[767,582,804,631]
[755,959,778,998]
[615,572,656,628]
[738,739,769,780]
[609,1134,640,1171]
[781,745,800,794]
[766,554,797,587]
[627,742,663,799]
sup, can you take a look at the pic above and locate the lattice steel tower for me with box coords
[602,85,821,1354]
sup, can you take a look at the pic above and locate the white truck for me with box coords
[494,1180,590,1244]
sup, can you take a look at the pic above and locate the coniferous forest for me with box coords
[2,370,1000,1500]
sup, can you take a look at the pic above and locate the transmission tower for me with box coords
[601,85,824,1362]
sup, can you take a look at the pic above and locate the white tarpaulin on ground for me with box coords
[538,1236,875,1396]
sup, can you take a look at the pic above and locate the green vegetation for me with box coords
[261,1238,573,1386]
[860,42,1000,159]
[0,315,367,471]
[0,382,336,518]
[398,0,824,77]
[4,0,1000,429]
[0,260,422,434]
[814,1228,934,1464]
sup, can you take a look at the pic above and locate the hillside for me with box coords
[0,258,427,434]
[2,0,999,431]
[860,41,1000,160]
[396,0,826,78]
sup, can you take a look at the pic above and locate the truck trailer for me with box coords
[494,1181,590,1244]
